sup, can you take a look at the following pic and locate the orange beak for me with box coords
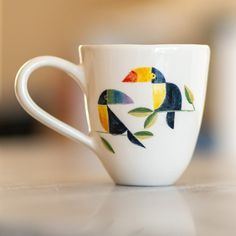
[122,70,137,82]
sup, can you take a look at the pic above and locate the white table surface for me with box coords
[1,136,236,236]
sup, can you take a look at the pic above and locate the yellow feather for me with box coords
[152,84,166,110]
[134,67,154,82]
[98,105,109,132]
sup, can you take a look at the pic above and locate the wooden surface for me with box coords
[1,137,236,236]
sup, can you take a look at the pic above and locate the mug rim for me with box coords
[79,44,210,49]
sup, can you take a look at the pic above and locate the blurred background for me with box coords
[1,0,236,178]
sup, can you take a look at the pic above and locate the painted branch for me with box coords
[96,131,126,136]
[155,109,195,113]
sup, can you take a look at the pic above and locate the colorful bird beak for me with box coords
[122,70,137,82]
[123,67,154,83]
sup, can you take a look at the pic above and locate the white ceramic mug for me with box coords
[15,44,210,186]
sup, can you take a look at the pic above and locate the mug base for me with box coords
[114,181,175,187]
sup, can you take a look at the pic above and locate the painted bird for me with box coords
[98,89,145,148]
[123,67,182,129]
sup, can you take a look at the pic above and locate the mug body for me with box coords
[80,45,210,186]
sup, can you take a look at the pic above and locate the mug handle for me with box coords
[15,56,96,152]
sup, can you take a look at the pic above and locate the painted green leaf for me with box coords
[184,85,194,104]
[128,107,153,117]
[144,112,158,128]
[100,136,115,154]
[134,131,154,139]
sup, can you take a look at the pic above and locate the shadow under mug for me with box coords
[15,44,210,186]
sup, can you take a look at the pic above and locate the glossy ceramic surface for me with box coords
[15,45,210,186]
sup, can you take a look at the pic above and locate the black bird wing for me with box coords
[157,83,182,129]
[158,83,182,111]
[107,106,127,134]
[107,106,145,148]
[127,130,145,148]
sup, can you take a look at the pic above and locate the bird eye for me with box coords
[152,73,156,78]
[104,94,108,100]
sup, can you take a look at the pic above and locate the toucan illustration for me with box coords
[98,89,145,148]
[123,67,182,129]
